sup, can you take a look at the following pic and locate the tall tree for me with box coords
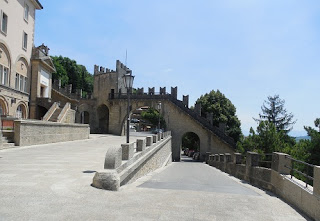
[51,56,93,95]
[254,95,296,133]
[314,118,320,132]
[196,90,242,142]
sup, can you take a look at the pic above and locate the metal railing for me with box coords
[285,155,314,188]
[109,92,236,147]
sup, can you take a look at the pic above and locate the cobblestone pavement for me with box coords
[0,135,310,221]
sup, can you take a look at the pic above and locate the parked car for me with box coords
[152,129,163,134]
[188,150,195,157]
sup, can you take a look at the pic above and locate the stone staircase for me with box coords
[48,107,62,122]
[0,132,15,150]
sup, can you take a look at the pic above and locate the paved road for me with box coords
[0,135,310,221]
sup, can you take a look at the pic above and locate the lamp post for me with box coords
[157,101,161,132]
[123,70,134,143]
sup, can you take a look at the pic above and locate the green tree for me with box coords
[182,132,200,151]
[51,56,93,95]
[140,108,166,129]
[196,90,242,142]
[237,121,290,154]
[314,118,320,132]
[255,95,296,134]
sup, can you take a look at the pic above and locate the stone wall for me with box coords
[208,152,320,221]
[92,132,172,191]
[14,120,90,146]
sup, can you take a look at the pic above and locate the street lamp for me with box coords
[157,101,161,132]
[123,70,134,143]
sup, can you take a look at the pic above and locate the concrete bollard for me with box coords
[146,136,152,146]
[205,152,211,164]
[314,166,320,196]
[152,135,157,143]
[104,146,122,169]
[121,143,134,160]
[271,152,291,175]
[137,138,146,151]
[161,132,164,139]
[157,133,161,141]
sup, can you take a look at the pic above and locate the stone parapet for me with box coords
[92,132,172,191]
[208,151,320,221]
[14,120,90,146]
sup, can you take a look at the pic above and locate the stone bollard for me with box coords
[146,136,152,146]
[153,135,157,143]
[314,166,320,196]
[271,152,291,175]
[121,143,134,160]
[157,133,161,141]
[137,138,146,151]
[234,153,242,164]
[205,152,211,164]
[104,146,122,169]
[161,132,164,139]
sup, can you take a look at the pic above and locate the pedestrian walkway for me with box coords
[0,135,309,220]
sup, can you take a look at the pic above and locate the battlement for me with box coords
[94,60,131,75]
[52,79,93,100]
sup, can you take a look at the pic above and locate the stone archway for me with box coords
[0,96,8,116]
[181,132,201,161]
[97,104,109,134]
[80,111,90,124]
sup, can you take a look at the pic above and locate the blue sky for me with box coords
[34,0,320,136]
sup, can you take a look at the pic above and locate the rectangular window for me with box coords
[1,12,8,34]
[24,4,29,21]
[3,67,8,85]
[0,65,3,84]
[19,75,23,91]
[23,32,28,49]
[24,77,28,93]
[15,73,19,89]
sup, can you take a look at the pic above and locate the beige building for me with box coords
[0,0,44,119]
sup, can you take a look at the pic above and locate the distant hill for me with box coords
[295,136,311,141]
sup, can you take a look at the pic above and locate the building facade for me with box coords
[0,0,43,119]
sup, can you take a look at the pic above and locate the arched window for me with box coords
[15,58,28,93]
[16,104,26,119]
[0,44,11,87]
[0,98,7,116]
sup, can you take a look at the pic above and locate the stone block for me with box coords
[153,135,157,143]
[215,154,220,162]
[137,138,146,151]
[92,171,120,191]
[271,152,291,175]
[104,146,122,169]
[121,143,134,160]
[146,136,152,146]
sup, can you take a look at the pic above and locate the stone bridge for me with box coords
[77,91,235,162]
[52,60,236,161]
